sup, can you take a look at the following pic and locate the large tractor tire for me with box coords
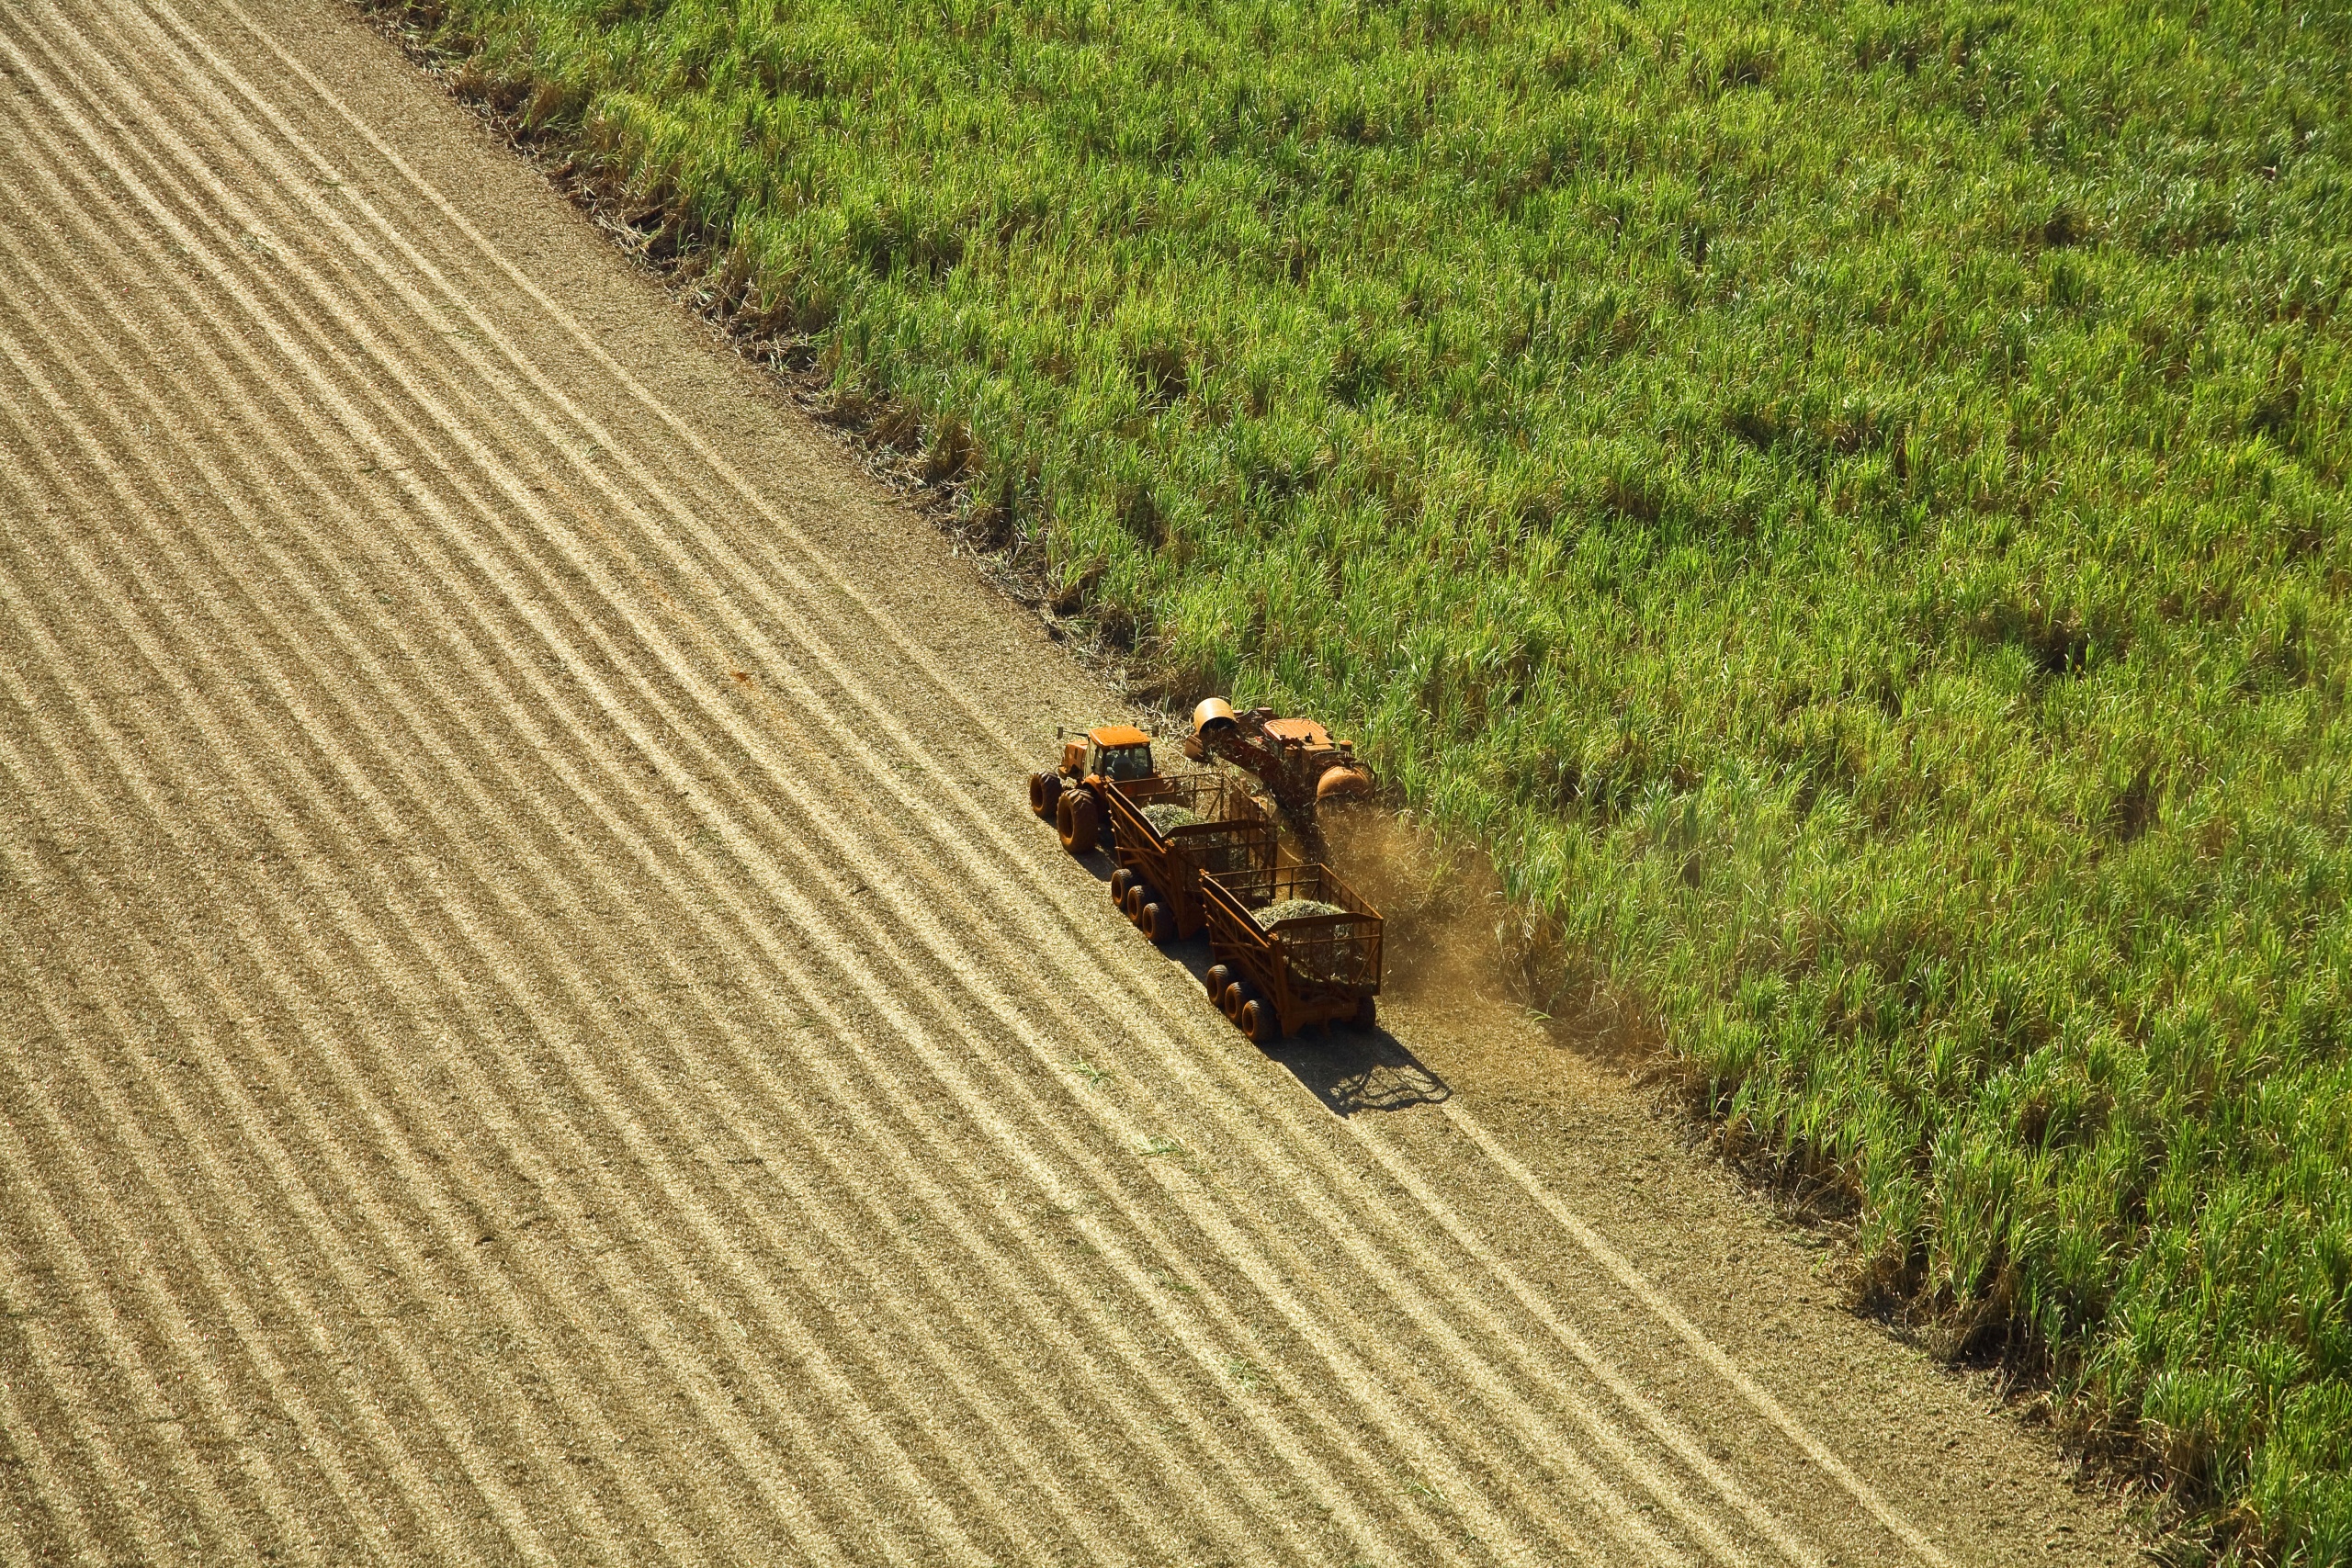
[1239,997,1283,1044]
[1058,790,1099,854]
[1030,772,1062,820]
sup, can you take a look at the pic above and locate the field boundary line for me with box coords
[1433,1105,1951,1568]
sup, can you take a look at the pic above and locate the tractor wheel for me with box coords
[1059,792,1098,854]
[1239,998,1283,1044]
[1353,995,1378,1031]
[1136,901,1168,942]
[1204,964,1232,1002]
[1030,772,1061,820]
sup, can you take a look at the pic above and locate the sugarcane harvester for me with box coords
[1183,700,1375,834]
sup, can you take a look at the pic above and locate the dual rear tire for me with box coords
[1035,773,1102,853]
[1056,789,1098,854]
[1122,881,1166,942]
[1029,772,1061,820]
[1216,978,1278,1038]
[1206,969,1285,1043]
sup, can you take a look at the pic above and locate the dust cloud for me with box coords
[1317,806,1663,1084]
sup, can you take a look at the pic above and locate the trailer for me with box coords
[1199,863,1383,1043]
[1101,773,1275,942]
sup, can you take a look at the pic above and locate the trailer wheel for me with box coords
[1219,981,1250,1021]
[1353,995,1377,1031]
[1137,901,1168,942]
[1204,965,1232,1003]
[1059,792,1098,854]
[1239,998,1283,1044]
[1110,867,1133,907]
[1030,773,1061,819]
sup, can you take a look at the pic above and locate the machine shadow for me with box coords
[1257,1028,1453,1118]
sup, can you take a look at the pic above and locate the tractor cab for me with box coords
[1080,726,1155,784]
[1034,724,1158,855]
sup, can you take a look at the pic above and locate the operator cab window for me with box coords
[1097,744,1153,781]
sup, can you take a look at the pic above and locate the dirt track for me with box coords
[0,1,2144,1562]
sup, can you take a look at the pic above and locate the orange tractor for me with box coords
[1029,724,1157,856]
[1031,700,1377,854]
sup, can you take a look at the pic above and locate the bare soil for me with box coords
[0,0,2151,1561]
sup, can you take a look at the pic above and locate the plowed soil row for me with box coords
[0,0,2140,1562]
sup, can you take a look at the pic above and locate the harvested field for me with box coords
[0,0,2143,1562]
